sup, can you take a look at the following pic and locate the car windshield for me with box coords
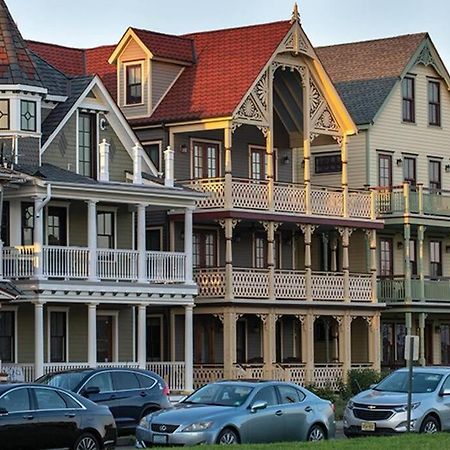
[183,384,253,407]
[374,371,443,393]
[37,371,91,391]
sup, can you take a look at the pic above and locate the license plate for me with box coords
[153,434,168,444]
[361,421,376,432]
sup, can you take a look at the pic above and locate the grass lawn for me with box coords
[151,433,450,449]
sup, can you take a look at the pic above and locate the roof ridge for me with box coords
[131,27,193,42]
[182,19,291,38]
[26,39,115,53]
[316,32,428,50]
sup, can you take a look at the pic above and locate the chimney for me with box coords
[98,139,110,182]
[133,143,143,184]
[164,146,174,188]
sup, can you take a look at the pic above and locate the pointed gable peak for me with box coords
[0,0,43,87]
[290,2,300,24]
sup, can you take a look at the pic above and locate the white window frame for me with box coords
[46,307,70,363]
[76,109,99,177]
[123,60,145,107]
[142,140,163,173]
[96,310,119,363]
[97,206,118,250]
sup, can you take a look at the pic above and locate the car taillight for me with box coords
[163,384,170,396]
[331,403,336,412]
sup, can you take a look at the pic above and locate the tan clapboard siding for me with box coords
[116,205,133,249]
[69,201,87,247]
[152,61,183,108]
[370,64,450,187]
[118,38,149,117]
[118,308,133,361]
[349,230,367,273]
[43,114,77,171]
[17,304,34,363]
[351,318,369,363]
[69,305,88,361]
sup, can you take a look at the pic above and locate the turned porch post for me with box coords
[303,68,312,215]
[339,227,352,302]
[300,225,315,301]
[302,314,315,384]
[368,230,378,303]
[264,221,278,300]
[340,134,349,218]
[338,315,352,381]
[223,310,237,379]
[419,312,427,367]
[224,125,233,209]
[261,313,277,379]
[184,207,194,284]
[368,315,381,371]
[223,219,236,301]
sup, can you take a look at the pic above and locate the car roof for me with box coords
[45,367,158,376]
[395,366,450,375]
[214,379,295,387]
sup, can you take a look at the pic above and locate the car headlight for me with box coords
[347,400,355,410]
[182,421,213,432]
[394,402,421,413]
[139,417,151,429]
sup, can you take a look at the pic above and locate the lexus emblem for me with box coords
[368,405,376,409]
[160,425,167,431]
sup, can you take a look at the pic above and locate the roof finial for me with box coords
[290,2,300,24]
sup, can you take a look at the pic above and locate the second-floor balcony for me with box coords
[378,276,450,303]
[2,245,187,284]
[182,177,375,220]
[194,267,374,302]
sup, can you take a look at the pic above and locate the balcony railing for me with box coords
[375,183,450,218]
[378,276,450,303]
[182,178,374,219]
[3,245,187,284]
[194,267,372,302]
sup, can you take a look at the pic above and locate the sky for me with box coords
[7,0,450,68]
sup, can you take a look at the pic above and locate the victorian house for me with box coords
[30,6,384,388]
[0,0,201,392]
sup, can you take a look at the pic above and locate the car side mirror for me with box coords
[250,400,267,413]
[369,384,378,389]
[0,407,8,416]
[440,388,450,396]
[82,386,100,397]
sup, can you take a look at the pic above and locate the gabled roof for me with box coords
[0,0,43,87]
[18,163,98,185]
[316,33,428,125]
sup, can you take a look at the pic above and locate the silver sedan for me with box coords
[344,367,450,436]
[136,380,335,446]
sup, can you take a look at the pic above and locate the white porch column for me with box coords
[34,301,45,379]
[87,303,98,368]
[33,197,44,279]
[184,207,194,284]
[302,67,311,215]
[224,124,233,209]
[340,134,349,218]
[137,304,147,369]
[137,204,147,283]
[184,304,194,392]
[98,139,110,182]
[164,146,175,188]
[87,200,98,281]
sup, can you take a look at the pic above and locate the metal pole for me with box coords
[406,335,413,433]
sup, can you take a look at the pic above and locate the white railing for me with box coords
[3,246,34,279]
[283,364,306,385]
[43,246,89,279]
[147,362,185,392]
[313,364,344,389]
[97,249,139,281]
[146,251,186,283]
[312,272,345,301]
[193,365,224,389]
[44,362,91,374]
[1,363,35,382]
[274,270,306,299]
[349,274,372,302]
[233,268,269,298]
[348,191,372,218]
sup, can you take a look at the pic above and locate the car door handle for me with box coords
[140,391,147,397]
[22,415,34,420]
[65,412,76,418]
[275,410,283,416]
[305,406,313,413]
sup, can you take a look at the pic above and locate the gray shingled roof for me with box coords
[0,281,23,298]
[334,77,398,125]
[41,75,94,144]
[18,163,98,184]
[30,52,68,97]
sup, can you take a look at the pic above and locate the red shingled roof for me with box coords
[316,33,427,83]
[131,28,194,63]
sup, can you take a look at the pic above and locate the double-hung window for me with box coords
[192,230,216,268]
[378,154,392,187]
[430,241,442,278]
[429,160,442,192]
[78,113,96,178]
[379,238,393,277]
[49,311,67,363]
[126,64,143,105]
[403,157,416,187]
[402,76,415,123]
[428,80,441,126]
[193,141,220,179]
[97,212,115,249]
[0,311,14,363]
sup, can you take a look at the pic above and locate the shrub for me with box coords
[305,383,338,402]
[347,368,384,395]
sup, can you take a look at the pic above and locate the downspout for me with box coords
[35,184,52,217]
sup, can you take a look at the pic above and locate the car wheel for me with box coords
[307,424,326,441]
[73,433,100,450]
[216,428,240,445]
[420,415,441,434]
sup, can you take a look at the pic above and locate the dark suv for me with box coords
[37,368,172,435]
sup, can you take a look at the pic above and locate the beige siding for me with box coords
[152,61,183,109]
[118,38,149,117]
[69,305,89,361]
[370,64,450,188]
[17,304,34,363]
[349,231,368,273]
[68,201,87,247]
[351,318,369,363]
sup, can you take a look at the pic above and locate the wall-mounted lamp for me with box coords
[396,158,403,167]
[397,241,404,250]
[180,144,188,153]
[445,164,450,173]
[282,155,290,165]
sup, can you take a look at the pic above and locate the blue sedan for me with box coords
[136,380,335,446]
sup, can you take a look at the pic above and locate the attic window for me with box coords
[20,100,36,132]
[0,100,9,130]
[126,64,143,105]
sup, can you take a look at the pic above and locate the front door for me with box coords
[97,316,113,362]
[47,207,67,246]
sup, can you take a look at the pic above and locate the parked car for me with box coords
[0,383,116,450]
[136,380,335,447]
[37,367,171,435]
[344,366,450,436]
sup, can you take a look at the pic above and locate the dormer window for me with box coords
[0,100,9,130]
[20,100,36,132]
[126,64,143,105]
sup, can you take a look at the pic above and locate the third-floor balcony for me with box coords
[181,177,376,221]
